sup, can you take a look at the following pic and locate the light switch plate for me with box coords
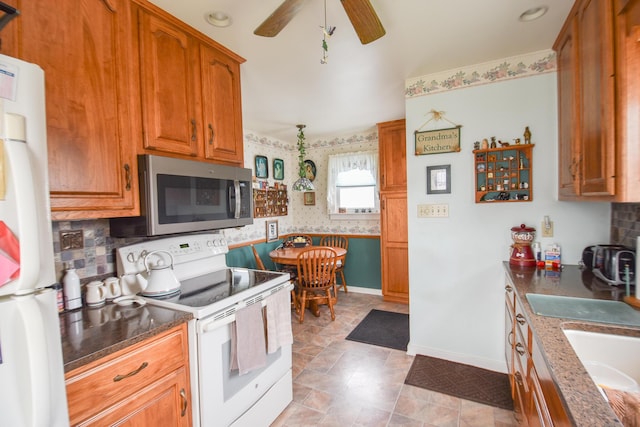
[541,221,554,237]
[418,203,449,218]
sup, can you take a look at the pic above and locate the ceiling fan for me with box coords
[254,0,386,45]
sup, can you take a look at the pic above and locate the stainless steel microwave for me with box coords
[110,155,253,237]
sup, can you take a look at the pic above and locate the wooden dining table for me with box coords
[269,245,347,318]
[268,245,347,266]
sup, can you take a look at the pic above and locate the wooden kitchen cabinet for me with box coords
[554,0,640,201]
[17,0,139,220]
[505,283,571,426]
[65,324,191,426]
[378,119,407,192]
[614,0,640,201]
[0,0,20,56]
[135,2,245,165]
[378,119,408,304]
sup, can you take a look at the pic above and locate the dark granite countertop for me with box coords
[59,302,192,373]
[503,262,640,427]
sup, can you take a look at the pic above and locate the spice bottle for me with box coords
[63,265,82,311]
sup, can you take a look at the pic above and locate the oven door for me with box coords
[196,312,292,426]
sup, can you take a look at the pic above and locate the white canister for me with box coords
[63,267,82,311]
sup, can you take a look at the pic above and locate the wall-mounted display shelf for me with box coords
[473,144,534,203]
[253,187,288,218]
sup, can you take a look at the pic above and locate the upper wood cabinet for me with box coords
[614,0,640,201]
[0,0,20,57]
[555,0,640,201]
[378,119,407,192]
[17,0,139,220]
[135,3,245,165]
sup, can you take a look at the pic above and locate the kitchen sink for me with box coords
[563,329,640,393]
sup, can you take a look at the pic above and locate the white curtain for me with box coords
[326,151,378,213]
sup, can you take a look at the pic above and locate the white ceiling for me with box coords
[149,0,574,142]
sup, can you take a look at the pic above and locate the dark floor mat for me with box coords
[405,355,514,410]
[345,309,409,351]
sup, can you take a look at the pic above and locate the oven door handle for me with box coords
[200,283,294,334]
[201,312,237,333]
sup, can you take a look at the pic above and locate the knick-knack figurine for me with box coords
[490,136,497,148]
[524,126,532,144]
[474,141,480,150]
[481,138,489,149]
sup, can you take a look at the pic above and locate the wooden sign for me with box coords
[414,126,461,155]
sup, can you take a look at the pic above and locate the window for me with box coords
[327,151,379,217]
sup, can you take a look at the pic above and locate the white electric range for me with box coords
[116,233,293,427]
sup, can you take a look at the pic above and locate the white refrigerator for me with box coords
[0,54,69,426]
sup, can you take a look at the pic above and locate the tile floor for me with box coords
[272,291,518,427]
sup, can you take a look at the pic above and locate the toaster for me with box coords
[582,245,635,285]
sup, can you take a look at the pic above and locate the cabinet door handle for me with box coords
[208,123,214,144]
[180,388,188,417]
[515,342,526,356]
[515,313,526,326]
[113,361,148,382]
[505,285,513,292]
[508,331,514,346]
[191,119,197,142]
[124,163,131,191]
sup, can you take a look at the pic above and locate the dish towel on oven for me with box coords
[230,302,266,375]
[265,288,293,354]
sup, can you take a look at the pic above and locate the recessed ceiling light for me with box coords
[519,6,548,22]
[205,11,232,28]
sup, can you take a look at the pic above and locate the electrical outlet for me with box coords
[418,203,449,218]
[541,221,554,238]
[60,230,84,250]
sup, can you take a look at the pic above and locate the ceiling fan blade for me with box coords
[340,0,386,44]
[254,0,309,37]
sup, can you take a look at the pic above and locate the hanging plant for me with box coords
[293,124,314,191]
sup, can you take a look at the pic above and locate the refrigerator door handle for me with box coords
[4,123,40,293]
[15,294,52,426]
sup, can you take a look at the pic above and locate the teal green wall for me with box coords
[225,237,381,290]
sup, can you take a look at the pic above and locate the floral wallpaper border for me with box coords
[405,49,556,98]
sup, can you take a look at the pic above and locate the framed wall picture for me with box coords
[255,155,268,179]
[426,164,451,194]
[266,219,279,242]
[303,192,315,206]
[273,158,284,180]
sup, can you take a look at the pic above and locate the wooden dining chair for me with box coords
[252,243,299,311]
[250,244,266,270]
[320,235,349,293]
[295,247,338,323]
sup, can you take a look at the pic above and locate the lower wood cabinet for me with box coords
[380,192,409,303]
[505,283,571,426]
[65,324,191,426]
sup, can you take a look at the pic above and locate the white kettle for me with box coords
[136,250,181,297]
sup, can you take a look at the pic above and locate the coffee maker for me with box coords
[510,224,536,267]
